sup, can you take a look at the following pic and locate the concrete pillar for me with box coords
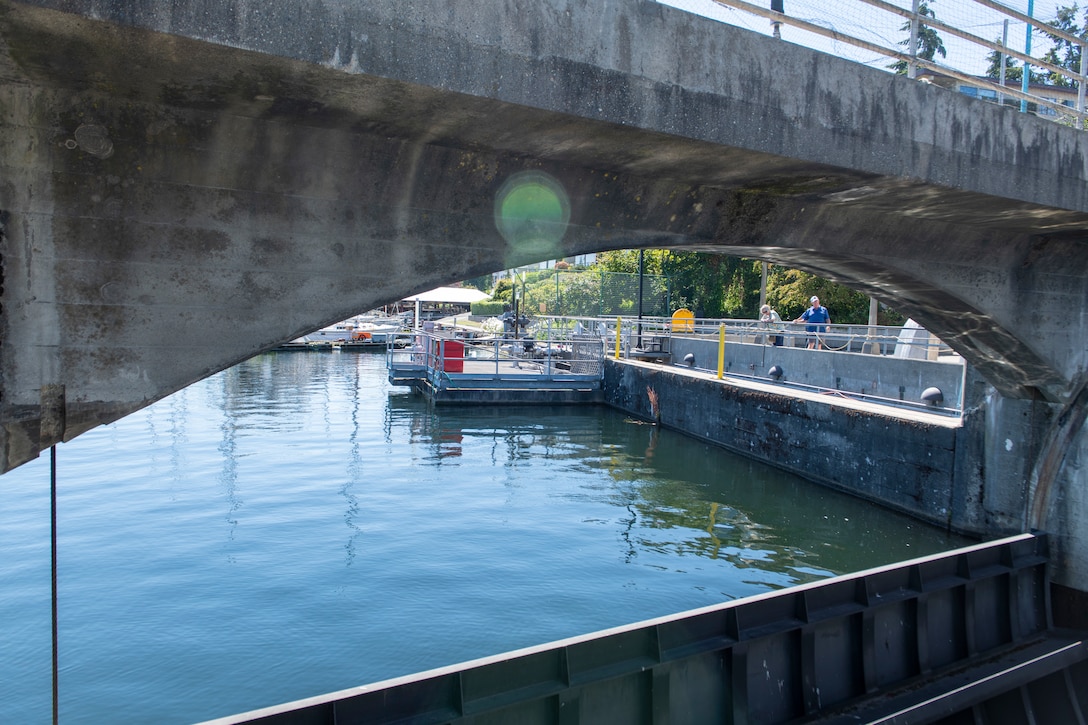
[957,366,1088,625]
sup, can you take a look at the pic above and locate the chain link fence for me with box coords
[517,270,672,318]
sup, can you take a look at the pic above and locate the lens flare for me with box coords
[494,171,570,262]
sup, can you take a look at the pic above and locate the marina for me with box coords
[275,336,412,352]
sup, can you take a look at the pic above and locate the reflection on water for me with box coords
[0,352,970,725]
[375,395,949,588]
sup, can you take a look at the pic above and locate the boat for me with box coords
[279,313,409,351]
[301,316,404,344]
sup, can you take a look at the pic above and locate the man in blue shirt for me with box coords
[795,296,831,349]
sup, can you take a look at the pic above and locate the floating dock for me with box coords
[388,332,606,404]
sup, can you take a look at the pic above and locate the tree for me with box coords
[462,274,493,293]
[889,1,946,75]
[558,269,604,316]
[596,250,760,319]
[765,267,904,326]
[1039,4,1088,87]
[985,42,1024,84]
[981,5,1082,92]
[593,250,902,325]
[490,278,514,306]
[593,250,674,317]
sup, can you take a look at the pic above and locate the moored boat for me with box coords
[282,313,408,349]
[302,319,404,344]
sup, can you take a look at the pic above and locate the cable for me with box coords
[51,445,59,725]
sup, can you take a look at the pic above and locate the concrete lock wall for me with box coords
[603,357,1088,605]
[605,358,971,534]
[604,359,1027,544]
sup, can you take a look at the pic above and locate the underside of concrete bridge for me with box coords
[2,0,1088,594]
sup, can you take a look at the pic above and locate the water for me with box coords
[0,352,969,724]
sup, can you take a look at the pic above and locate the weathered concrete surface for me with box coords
[606,359,970,534]
[1,1,1088,589]
[3,0,1088,460]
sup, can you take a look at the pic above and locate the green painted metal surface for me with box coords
[201,533,1087,724]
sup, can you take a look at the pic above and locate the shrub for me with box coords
[471,299,507,316]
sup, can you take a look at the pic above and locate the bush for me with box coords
[471,299,507,316]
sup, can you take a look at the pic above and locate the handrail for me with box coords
[705,0,1088,124]
[390,318,963,413]
[539,315,957,359]
[387,330,607,382]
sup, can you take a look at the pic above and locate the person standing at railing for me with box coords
[759,304,784,347]
[794,296,830,349]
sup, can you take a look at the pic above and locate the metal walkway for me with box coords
[388,332,605,404]
[202,533,1086,724]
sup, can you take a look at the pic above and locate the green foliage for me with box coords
[522,269,552,285]
[462,275,493,293]
[983,5,1085,89]
[984,42,1029,83]
[479,251,910,328]
[765,267,904,326]
[471,299,507,316]
[491,278,513,304]
[521,274,558,315]
[889,1,946,75]
[492,264,673,318]
[557,269,604,316]
[595,249,670,275]
[1039,4,1088,86]
[597,250,760,318]
[591,252,905,325]
[596,250,765,317]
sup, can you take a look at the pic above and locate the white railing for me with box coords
[544,315,956,359]
[696,0,1088,126]
[390,317,963,413]
[587,315,963,414]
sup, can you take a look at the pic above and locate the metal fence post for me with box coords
[717,324,726,379]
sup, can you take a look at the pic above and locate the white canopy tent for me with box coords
[402,286,491,327]
[402,287,491,305]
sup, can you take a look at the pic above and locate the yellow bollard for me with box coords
[717,324,725,379]
[615,317,622,358]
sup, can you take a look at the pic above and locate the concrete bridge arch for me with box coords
[1,0,1087,595]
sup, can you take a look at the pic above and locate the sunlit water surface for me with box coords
[0,352,969,723]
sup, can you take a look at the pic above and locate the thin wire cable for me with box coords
[51,444,59,725]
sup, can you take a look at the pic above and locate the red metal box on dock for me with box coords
[436,338,464,373]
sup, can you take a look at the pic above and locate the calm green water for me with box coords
[0,352,968,724]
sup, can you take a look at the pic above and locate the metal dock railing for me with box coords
[387,331,606,404]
